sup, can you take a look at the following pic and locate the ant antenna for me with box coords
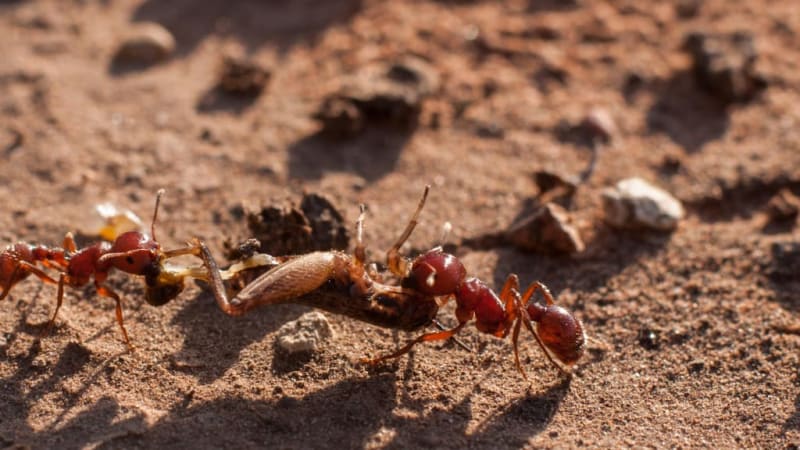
[151,189,165,241]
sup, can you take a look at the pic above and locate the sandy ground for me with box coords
[1,0,799,448]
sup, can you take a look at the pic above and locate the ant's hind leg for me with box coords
[386,185,430,277]
[41,273,67,338]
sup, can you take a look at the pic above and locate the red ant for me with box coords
[194,186,585,378]
[1,190,207,348]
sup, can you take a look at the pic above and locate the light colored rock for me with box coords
[115,22,175,64]
[276,311,334,354]
[602,177,684,230]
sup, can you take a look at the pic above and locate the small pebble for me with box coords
[276,312,334,354]
[505,203,585,254]
[765,188,800,222]
[218,55,271,96]
[602,177,684,231]
[114,22,175,65]
[582,107,617,143]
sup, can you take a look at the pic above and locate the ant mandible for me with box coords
[1,190,205,348]
[194,186,585,378]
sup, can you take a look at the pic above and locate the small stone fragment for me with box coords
[312,96,365,137]
[505,203,585,254]
[114,22,175,65]
[218,55,271,96]
[582,107,617,143]
[765,188,800,223]
[276,312,334,354]
[684,31,766,102]
[602,178,685,231]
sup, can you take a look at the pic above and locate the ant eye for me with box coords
[405,250,466,296]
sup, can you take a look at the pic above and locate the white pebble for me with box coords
[276,312,334,354]
[602,177,684,230]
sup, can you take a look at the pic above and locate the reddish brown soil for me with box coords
[1,1,799,448]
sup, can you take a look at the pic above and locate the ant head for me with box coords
[107,231,160,274]
[144,269,185,306]
[403,249,466,296]
[529,303,585,366]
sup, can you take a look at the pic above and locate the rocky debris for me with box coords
[505,203,585,254]
[114,22,175,66]
[602,178,685,231]
[217,55,271,96]
[276,312,334,354]
[765,188,800,223]
[229,192,349,258]
[314,56,440,136]
[533,170,579,198]
[684,31,766,103]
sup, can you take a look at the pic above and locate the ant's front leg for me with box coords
[364,321,467,364]
[94,282,133,350]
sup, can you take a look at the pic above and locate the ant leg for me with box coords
[520,281,555,306]
[498,273,520,315]
[386,185,430,277]
[365,321,466,364]
[95,284,133,350]
[433,318,473,352]
[512,317,527,380]
[42,273,68,338]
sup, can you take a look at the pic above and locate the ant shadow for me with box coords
[130,0,362,58]
[10,373,570,448]
[287,126,412,182]
[168,289,307,383]
[0,337,126,448]
[645,70,730,153]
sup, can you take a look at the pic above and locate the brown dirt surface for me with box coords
[1,1,799,448]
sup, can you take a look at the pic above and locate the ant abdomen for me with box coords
[403,249,466,296]
[530,304,586,366]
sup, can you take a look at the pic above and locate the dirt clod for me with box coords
[765,188,800,223]
[314,56,439,136]
[505,203,585,254]
[217,55,271,96]
[276,311,334,354]
[113,22,175,66]
[685,31,767,102]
